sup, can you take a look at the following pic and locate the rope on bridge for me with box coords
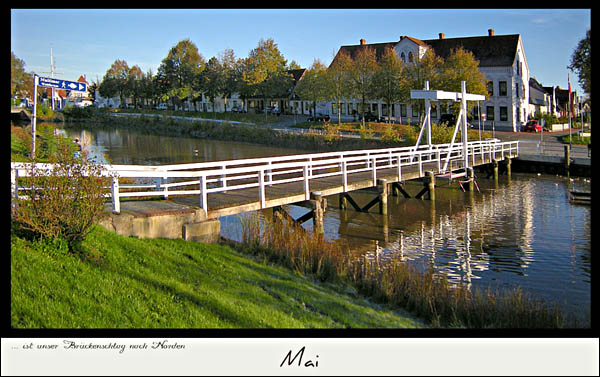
[458,177,480,193]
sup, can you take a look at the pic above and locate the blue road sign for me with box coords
[37,76,87,92]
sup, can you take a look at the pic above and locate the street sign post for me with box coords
[480,112,486,140]
[31,75,88,159]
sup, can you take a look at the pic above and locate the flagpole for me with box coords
[568,73,572,146]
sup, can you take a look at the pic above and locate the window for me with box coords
[500,106,508,121]
[400,104,407,117]
[331,103,337,114]
[408,52,414,62]
[486,106,495,121]
[401,52,406,62]
[487,81,494,96]
[412,105,418,117]
[516,83,519,98]
[499,81,507,96]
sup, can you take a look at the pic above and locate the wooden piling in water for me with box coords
[311,192,325,234]
[378,179,388,215]
[426,171,435,201]
[467,167,475,192]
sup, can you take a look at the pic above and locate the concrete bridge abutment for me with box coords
[98,201,221,244]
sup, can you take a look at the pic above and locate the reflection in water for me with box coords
[65,127,305,166]
[231,174,591,320]
[63,124,591,321]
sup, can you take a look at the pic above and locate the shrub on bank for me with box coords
[12,142,111,251]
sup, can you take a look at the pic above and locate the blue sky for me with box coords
[11,9,590,96]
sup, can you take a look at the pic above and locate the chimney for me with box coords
[439,33,445,39]
[360,38,366,45]
[488,29,494,37]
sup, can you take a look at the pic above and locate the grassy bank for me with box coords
[63,109,490,154]
[63,111,409,152]
[11,123,78,162]
[11,225,423,329]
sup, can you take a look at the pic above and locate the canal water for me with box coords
[63,124,591,324]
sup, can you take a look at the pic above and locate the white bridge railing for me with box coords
[11,139,518,214]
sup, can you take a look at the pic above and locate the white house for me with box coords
[328,29,532,132]
[529,77,552,117]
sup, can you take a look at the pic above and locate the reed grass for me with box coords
[236,213,581,328]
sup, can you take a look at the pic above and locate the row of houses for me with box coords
[313,29,584,131]
[90,29,583,131]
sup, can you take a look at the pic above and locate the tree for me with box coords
[11,52,33,99]
[294,59,330,119]
[127,65,144,108]
[201,56,225,117]
[140,69,157,108]
[403,48,445,123]
[569,29,591,99]
[242,38,293,119]
[440,47,488,106]
[219,49,241,112]
[99,59,130,107]
[287,60,302,70]
[349,45,379,128]
[158,39,205,109]
[326,50,354,125]
[372,47,406,123]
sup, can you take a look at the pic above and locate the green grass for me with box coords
[560,134,591,144]
[10,226,424,329]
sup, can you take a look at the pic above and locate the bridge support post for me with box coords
[378,179,388,216]
[339,193,347,210]
[426,171,435,201]
[492,159,499,188]
[311,192,325,235]
[467,168,475,192]
[415,171,435,200]
[503,157,512,182]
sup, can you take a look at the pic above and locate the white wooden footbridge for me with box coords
[10,82,520,241]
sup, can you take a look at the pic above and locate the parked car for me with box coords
[74,100,92,108]
[523,120,542,133]
[358,112,378,122]
[156,103,168,110]
[231,106,244,113]
[307,113,330,122]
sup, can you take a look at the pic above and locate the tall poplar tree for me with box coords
[326,50,354,125]
[294,59,330,118]
[158,39,205,109]
[349,45,378,128]
[99,59,130,107]
[372,47,406,123]
[242,38,293,119]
